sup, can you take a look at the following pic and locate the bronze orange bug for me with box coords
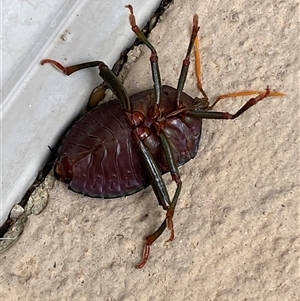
[41,5,284,267]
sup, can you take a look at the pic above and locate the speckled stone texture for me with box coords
[1,0,299,300]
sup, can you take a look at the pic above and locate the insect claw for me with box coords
[41,59,67,74]
[166,217,175,241]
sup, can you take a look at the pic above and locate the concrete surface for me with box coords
[1,0,299,300]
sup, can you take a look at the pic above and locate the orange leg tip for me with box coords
[269,91,286,97]
[166,231,175,242]
[136,244,150,269]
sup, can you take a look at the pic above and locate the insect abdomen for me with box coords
[56,99,149,198]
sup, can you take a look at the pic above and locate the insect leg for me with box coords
[176,15,200,107]
[194,29,209,100]
[41,59,102,75]
[158,132,182,243]
[188,86,285,120]
[207,90,285,111]
[136,132,182,268]
[41,59,131,112]
[97,62,131,112]
[126,5,162,107]
[136,142,169,268]
[138,142,171,210]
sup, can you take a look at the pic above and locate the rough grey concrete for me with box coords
[1,1,299,300]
